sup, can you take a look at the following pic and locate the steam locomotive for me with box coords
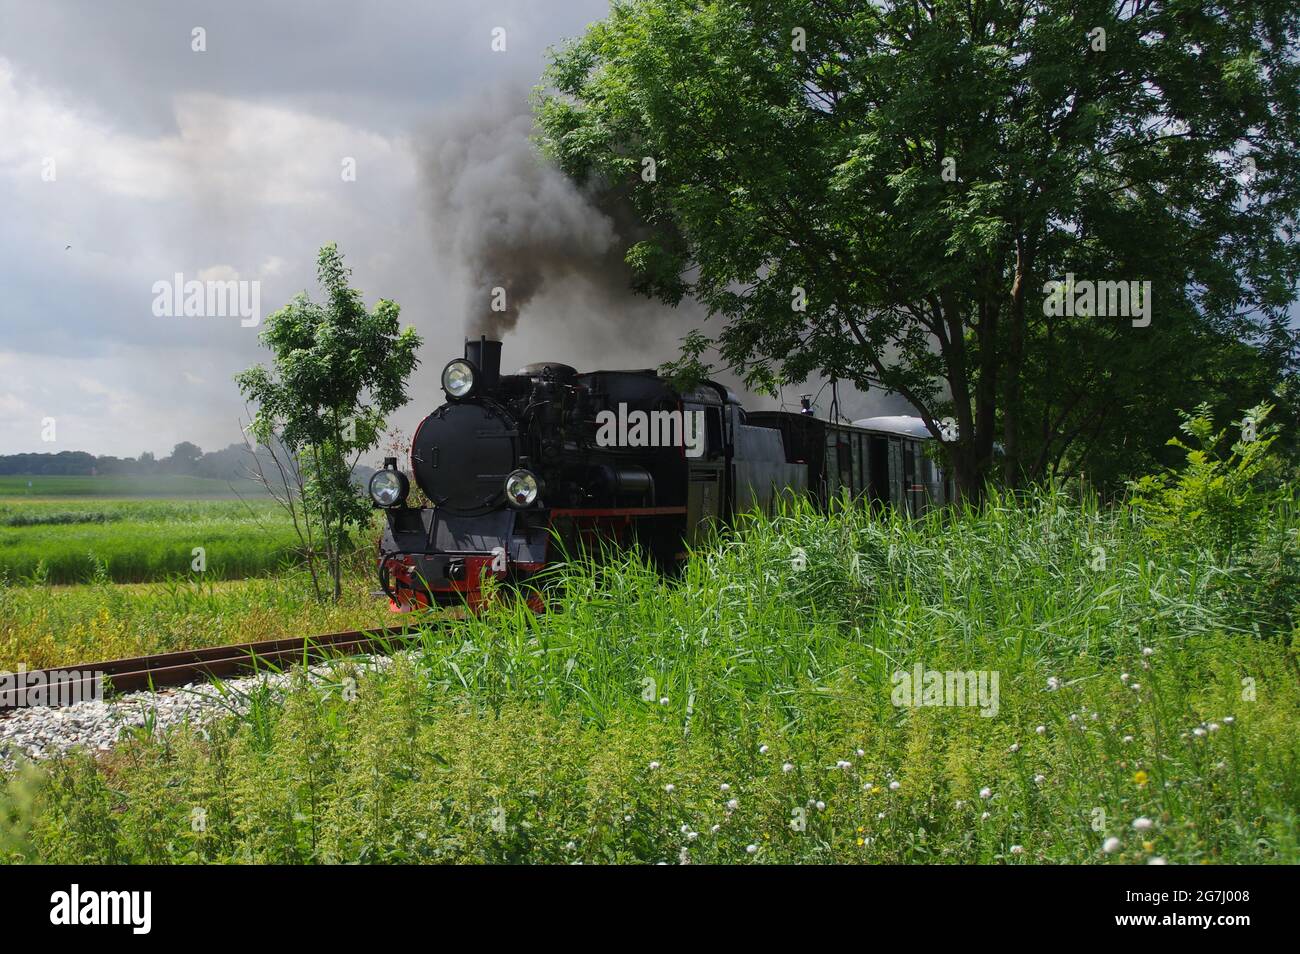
[371,337,952,611]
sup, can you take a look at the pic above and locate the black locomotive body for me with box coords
[373,338,950,611]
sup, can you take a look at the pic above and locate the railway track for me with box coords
[0,625,435,710]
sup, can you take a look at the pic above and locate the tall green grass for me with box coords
[0,499,305,584]
[4,490,1296,864]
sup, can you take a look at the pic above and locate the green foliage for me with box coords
[538,0,1300,493]
[1129,403,1283,556]
[5,491,1300,863]
[236,244,421,601]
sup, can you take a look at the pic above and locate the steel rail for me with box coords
[0,624,437,710]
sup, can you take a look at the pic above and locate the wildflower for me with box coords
[727,798,739,811]
[565,840,577,851]
[782,762,794,773]
[979,787,993,800]
[815,800,826,811]
[836,760,852,770]
[687,831,698,841]
[1193,727,1206,738]
[1033,774,1046,785]
[1009,743,1020,753]
[980,811,990,821]
[1142,841,1154,853]
[856,837,865,847]
[710,824,721,834]
[856,748,865,757]
[877,812,886,820]
[659,697,669,706]
[1122,735,1135,744]
[1133,770,1148,787]
[680,824,690,834]
[1208,722,1220,733]
[1120,672,1130,683]
[888,780,901,791]
[624,815,632,822]
[758,744,770,755]
[1130,683,1141,691]
[1132,816,1153,831]
[954,800,966,810]
[1102,837,1121,854]
[1224,716,1235,725]
[1148,856,1167,865]
[679,847,690,864]
[663,784,675,794]
[1069,713,1079,723]
[1142,646,1154,657]
[648,761,660,771]
[863,783,874,793]
[745,844,758,855]
[720,783,731,793]
[1010,845,1024,855]
[1046,676,1061,691]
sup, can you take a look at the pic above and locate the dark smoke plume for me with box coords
[420,89,639,337]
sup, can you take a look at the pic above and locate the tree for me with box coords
[538,0,1300,497]
[166,441,203,474]
[236,244,422,601]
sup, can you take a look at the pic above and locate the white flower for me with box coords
[1147,856,1166,865]
[979,787,993,800]
[720,783,731,792]
[727,798,739,811]
[877,812,886,820]
[815,800,826,811]
[709,824,721,834]
[1208,722,1220,733]
[863,783,874,793]
[889,780,901,791]
[1069,713,1079,723]
[758,744,769,754]
[663,784,675,794]
[1035,725,1046,735]
[745,844,758,855]
[686,831,698,841]
[856,748,865,757]
[1009,743,1020,753]
[1033,774,1046,785]
[1142,646,1154,656]
[659,697,669,706]
[955,799,966,810]
[1102,837,1121,854]
[624,815,632,822]
[1131,816,1153,831]
[1224,716,1235,725]
[679,847,690,864]
[836,760,852,770]
[1010,845,1024,855]
[1192,727,1207,737]
[680,823,690,834]
[565,840,577,851]
[980,811,990,821]
[1130,682,1141,691]
[648,761,660,771]
[1121,672,1131,683]
[1047,676,1061,691]
[782,762,794,773]
[1123,735,1135,744]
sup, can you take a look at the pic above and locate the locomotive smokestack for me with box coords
[465,336,502,389]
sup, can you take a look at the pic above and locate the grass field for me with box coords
[2,490,1297,864]
[0,475,266,498]
[0,497,307,585]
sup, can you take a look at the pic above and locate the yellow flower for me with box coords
[856,826,865,834]
[1133,770,1149,787]
[1143,841,1154,853]
[856,837,865,847]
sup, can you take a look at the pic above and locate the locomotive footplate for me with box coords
[379,508,549,610]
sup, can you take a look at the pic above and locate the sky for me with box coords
[0,0,908,459]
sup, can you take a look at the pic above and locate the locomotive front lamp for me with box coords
[369,459,409,508]
[441,358,477,399]
[504,469,540,508]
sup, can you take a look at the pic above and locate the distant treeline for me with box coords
[2,442,273,481]
[0,441,378,484]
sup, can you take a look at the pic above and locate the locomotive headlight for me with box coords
[369,466,409,508]
[441,358,477,399]
[504,469,539,508]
